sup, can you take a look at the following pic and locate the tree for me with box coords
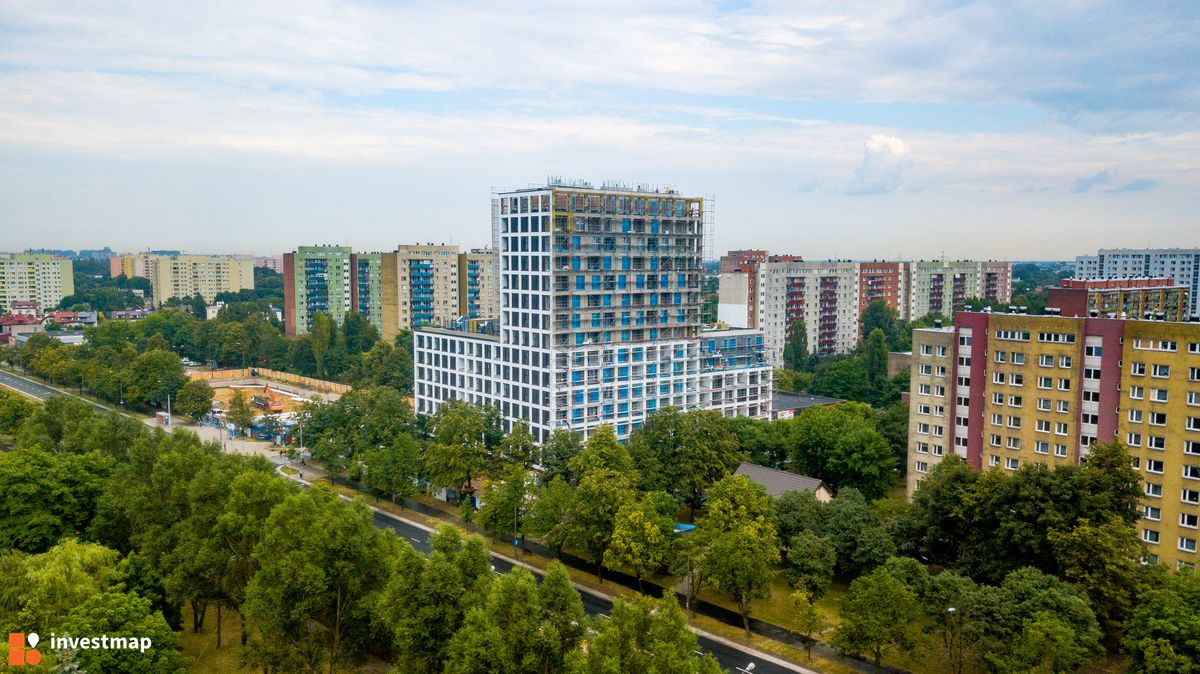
[127,348,187,408]
[59,590,187,674]
[627,408,741,517]
[604,493,674,591]
[1124,569,1200,672]
[860,300,898,343]
[173,379,214,421]
[0,448,113,552]
[832,566,921,672]
[1011,611,1093,674]
[786,402,896,499]
[787,531,836,599]
[554,464,635,582]
[783,319,810,371]
[572,594,722,674]
[791,589,828,662]
[422,401,489,506]
[978,567,1102,672]
[776,489,828,544]
[243,485,395,673]
[539,428,582,484]
[362,433,420,504]
[727,416,789,469]
[525,477,574,555]
[13,538,121,631]
[477,466,532,547]
[497,419,536,468]
[707,522,780,636]
[924,571,985,674]
[308,311,335,378]
[225,389,254,437]
[0,388,36,434]
[1047,516,1142,644]
[568,423,636,479]
[825,488,895,578]
[863,327,889,384]
[701,473,775,534]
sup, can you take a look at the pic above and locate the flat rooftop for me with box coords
[772,390,844,412]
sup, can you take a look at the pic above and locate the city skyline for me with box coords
[2,2,1197,257]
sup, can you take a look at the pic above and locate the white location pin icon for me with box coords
[27,633,39,648]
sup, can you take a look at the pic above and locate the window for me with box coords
[1082,390,1100,403]
[991,413,1003,426]
[1081,435,1095,448]
[935,386,946,397]
[956,395,970,406]
[1058,400,1071,413]
[1037,398,1051,411]
[1144,505,1160,521]
[1188,417,1200,432]
[1131,362,1146,376]
[1058,378,1071,391]
[917,422,930,434]
[1056,422,1068,435]
[1055,444,1069,457]
[993,372,1006,384]
[1187,440,1200,456]
[1134,339,1178,352]
[919,364,932,375]
[1146,459,1164,474]
[1084,368,1101,380]
[937,346,948,357]
[1035,441,1050,454]
[1011,374,1024,386]
[1038,332,1076,344]
[915,461,929,474]
[1145,483,1163,498]
[1007,416,1021,429]
[1127,433,1142,447]
[1183,489,1200,505]
[990,434,1002,447]
[994,351,1006,363]
[957,375,971,386]
[1152,364,1170,378]
[933,425,944,437]
[1149,412,1167,426]
[1182,513,1199,529]
[1149,436,1166,450]
[1143,529,1160,544]
[960,335,973,346]
[1037,420,1051,432]
[1007,436,1021,449]
[1009,395,1023,407]
[916,442,929,454]
[918,384,931,395]
[1039,354,1054,367]
[1060,355,1072,368]
[1130,385,1144,399]
[918,403,931,415]
[1189,392,1200,407]
[989,454,1000,467]
[1151,389,1169,402]
[932,445,944,456]
[1184,465,1200,480]
[992,393,1005,405]
[1180,537,1198,553]
[995,330,1030,341]
[1192,367,1200,382]
[1012,353,1025,365]
[1085,345,1103,357]
[936,366,946,376]
[1038,376,1053,389]
[1005,457,1019,470]
[1129,409,1144,423]
[1131,457,1140,469]
[1191,342,1200,354]
[920,344,932,356]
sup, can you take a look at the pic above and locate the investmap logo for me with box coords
[7,632,42,667]
[7,630,154,666]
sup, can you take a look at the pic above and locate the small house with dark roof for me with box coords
[734,461,833,502]
[769,390,844,421]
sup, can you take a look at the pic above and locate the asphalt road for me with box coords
[1,367,804,674]
[363,505,798,674]
[0,368,112,412]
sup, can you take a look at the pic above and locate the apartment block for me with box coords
[0,254,74,314]
[394,244,460,329]
[720,256,1011,365]
[458,248,499,320]
[284,246,353,337]
[415,181,771,443]
[351,252,399,341]
[109,253,254,307]
[1048,278,1189,322]
[254,255,285,274]
[1075,249,1200,318]
[907,310,1200,569]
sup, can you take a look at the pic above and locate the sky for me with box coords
[1,1,1198,260]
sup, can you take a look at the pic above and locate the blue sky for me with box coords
[1,1,1197,259]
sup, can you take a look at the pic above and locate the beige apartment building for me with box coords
[0,253,74,313]
[111,253,255,307]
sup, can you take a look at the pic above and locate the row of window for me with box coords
[1131,458,1200,479]
[1143,507,1199,528]
[1141,529,1198,553]
[1143,484,1200,504]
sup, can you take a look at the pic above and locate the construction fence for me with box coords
[187,368,351,395]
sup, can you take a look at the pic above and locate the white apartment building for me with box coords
[0,254,74,312]
[415,181,771,442]
[754,261,860,366]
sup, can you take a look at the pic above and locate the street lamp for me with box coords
[947,607,963,674]
[736,663,756,674]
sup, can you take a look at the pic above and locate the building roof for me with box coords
[771,390,843,413]
[734,462,829,499]
[0,315,41,326]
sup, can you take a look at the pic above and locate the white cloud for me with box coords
[847,134,911,195]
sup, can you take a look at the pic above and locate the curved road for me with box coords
[0,367,812,673]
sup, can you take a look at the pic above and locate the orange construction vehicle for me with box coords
[251,384,285,414]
